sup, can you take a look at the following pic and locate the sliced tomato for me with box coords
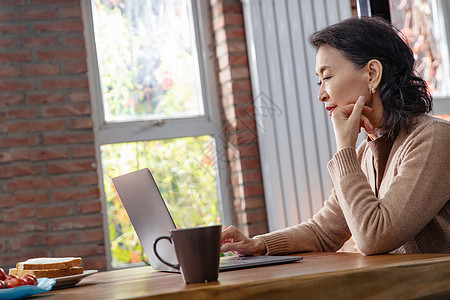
[23,275,38,286]
[6,277,28,288]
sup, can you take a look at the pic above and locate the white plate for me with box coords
[52,270,98,289]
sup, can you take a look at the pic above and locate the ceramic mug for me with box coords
[153,224,222,284]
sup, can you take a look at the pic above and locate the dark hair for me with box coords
[309,16,432,138]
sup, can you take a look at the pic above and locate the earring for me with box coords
[370,87,376,95]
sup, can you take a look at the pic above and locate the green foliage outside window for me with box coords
[93,0,221,268]
[101,136,221,267]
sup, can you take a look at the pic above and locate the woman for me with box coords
[221,17,450,256]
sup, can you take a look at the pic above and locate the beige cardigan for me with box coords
[257,115,450,255]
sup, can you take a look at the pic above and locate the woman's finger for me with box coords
[348,96,365,122]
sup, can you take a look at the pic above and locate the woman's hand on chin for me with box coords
[331,96,374,150]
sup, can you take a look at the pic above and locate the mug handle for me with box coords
[153,236,180,270]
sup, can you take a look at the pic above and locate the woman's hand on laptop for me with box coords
[221,225,267,256]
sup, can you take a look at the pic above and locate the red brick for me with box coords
[1,148,30,162]
[0,24,28,34]
[18,219,47,233]
[241,196,265,210]
[29,119,67,132]
[0,79,35,92]
[23,63,60,76]
[227,40,247,53]
[71,146,95,157]
[6,177,34,190]
[216,27,245,44]
[26,92,64,105]
[41,78,88,90]
[32,0,79,4]
[0,224,19,236]
[82,256,107,270]
[80,229,104,243]
[15,248,49,261]
[0,51,31,63]
[78,200,102,213]
[212,1,242,17]
[239,143,260,157]
[33,20,83,32]
[64,60,87,74]
[68,91,90,102]
[36,49,86,61]
[46,159,97,174]
[52,215,103,231]
[0,195,16,208]
[246,223,268,237]
[30,147,68,161]
[19,9,57,20]
[3,207,36,222]
[7,176,73,190]
[54,243,105,257]
[16,234,43,248]
[0,38,17,48]
[44,132,94,145]
[61,36,85,47]
[36,204,73,218]
[240,157,261,170]
[22,36,59,47]
[5,107,37,119]
[242,184,264,197]
[0,0,25,5]
[45,232,79,246]
[14,191,48,204]
[0,11,14,21]
[0,136,39,148]
[1,94,25,106]
[70,118,93,129]
[2,121,28,133]
[41,104,90,117]
[0,65,20,77]
[59,6,81,18]
[32,176,73,189]
[219,54,249,70]
[219,67,249,83]
[76,173,98,185]
[51,187,99,201]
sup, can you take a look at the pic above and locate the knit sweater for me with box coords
[256,114,450,255]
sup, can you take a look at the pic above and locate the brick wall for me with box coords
[210,0,268,237]
[0,0,268,272]
[0,0,106,270]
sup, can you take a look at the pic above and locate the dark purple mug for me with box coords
[153,224,222,284]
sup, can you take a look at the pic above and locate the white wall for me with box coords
[242,0,352,231]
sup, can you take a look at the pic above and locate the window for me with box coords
[390,0,450,118]
[83,0,231,268]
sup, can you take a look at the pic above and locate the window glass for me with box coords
[101,136,220,267]
[92,0,204,122]
[390,0,450,97]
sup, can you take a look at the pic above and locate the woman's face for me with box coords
[315,45,371,116]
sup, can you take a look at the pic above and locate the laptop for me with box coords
[112,168,302,272]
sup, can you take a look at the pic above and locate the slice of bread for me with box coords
[9,266,84,278]
[17,257,82,270]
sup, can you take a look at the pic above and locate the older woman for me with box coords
[221,17,450,256]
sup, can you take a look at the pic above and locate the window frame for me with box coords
[433,0,450,114]
[82,0,232,269]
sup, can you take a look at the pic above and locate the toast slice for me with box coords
[17,257,82,270]
[9,266,84,278]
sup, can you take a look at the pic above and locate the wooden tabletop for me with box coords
[39,252,450,299]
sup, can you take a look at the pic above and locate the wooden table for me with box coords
[39,252,450,299]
